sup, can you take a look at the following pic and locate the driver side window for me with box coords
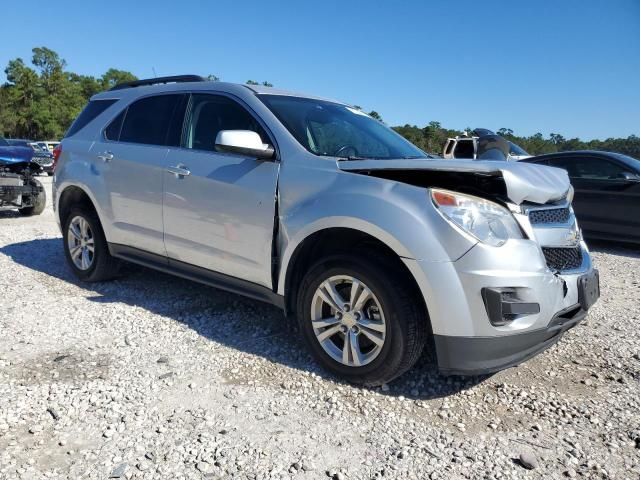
[550,157,627,180]
[185,94,268,152]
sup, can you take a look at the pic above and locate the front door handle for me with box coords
[167,164,191,178]
[97,151,114,162]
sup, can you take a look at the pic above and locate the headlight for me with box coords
[431,189,523,247]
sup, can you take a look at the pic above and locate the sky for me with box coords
[2,0,639,140]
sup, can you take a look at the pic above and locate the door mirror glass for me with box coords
[619,171,640,182]
[215,130,275,160]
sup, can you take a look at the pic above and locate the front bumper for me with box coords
[434,305,586,375]
[402,238,598,375]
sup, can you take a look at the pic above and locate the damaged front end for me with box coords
[338,157,598,374]
[0,160,45,210]
[338,158,583,263]
[337,158,571,206]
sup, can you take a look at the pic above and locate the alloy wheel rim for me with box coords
[67,216,95,270]
[311,275,386,367]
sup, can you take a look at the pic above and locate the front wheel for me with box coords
[297,255,428,386]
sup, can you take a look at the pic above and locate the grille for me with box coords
[529,207,571,225]
[542,247,583,271]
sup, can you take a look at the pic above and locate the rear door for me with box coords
[91,93,186,256]
[548,155,640,239]
[162,93,279,287]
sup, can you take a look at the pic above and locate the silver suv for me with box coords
[53,76,600,385]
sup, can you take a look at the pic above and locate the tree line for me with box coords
[393,123,640,158]
[1,47,637,159]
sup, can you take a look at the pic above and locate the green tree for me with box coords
[368,111,383,122]
[100,69,138,90]
[246,80,273,87]
[0,47,136,139]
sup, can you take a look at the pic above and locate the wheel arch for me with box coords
[57,183,102,230]
[279,225,429,326]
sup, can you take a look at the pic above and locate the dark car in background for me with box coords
[521,151,640,245]
[6,138,55,175]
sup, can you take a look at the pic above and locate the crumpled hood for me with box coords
[0,146,34,164]
[338,158,571,205]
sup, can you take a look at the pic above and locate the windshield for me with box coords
[0,137,9,147]
[259,95,427,160]
[509,142,529,156]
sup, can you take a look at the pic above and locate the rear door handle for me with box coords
[167,164,191,178]
[97,151,114,162]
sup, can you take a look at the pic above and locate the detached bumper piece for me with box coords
[435,305,587,376]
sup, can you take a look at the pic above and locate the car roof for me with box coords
[92,80,344,105]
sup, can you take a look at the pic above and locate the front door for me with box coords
[163,93,279,287]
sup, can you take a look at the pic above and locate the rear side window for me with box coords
[105,110,125,141]
[119,95,182,146]
[65,99,117,138]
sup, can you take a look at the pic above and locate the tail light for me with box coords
[52,144,62,172]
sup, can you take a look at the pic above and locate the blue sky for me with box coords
[2,0,639,139]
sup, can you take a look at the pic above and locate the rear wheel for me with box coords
[18,179,46,216]
[297,254,427,386]
[62,207,120,281]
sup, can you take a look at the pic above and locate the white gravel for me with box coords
[1,176,639,479]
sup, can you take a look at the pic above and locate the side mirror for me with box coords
[620,171,640,182]
[215,130,275,160]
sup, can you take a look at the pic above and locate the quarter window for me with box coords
[185,94,268,152]
[104,110,125,141]
[119,95,182,146]
[65,99,117,138]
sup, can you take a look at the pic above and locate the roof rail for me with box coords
[109,75,206,91]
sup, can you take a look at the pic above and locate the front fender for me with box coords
[276,172,476,295]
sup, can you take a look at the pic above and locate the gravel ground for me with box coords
[1,176,639,480]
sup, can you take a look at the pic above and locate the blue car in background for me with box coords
[0,136,46,215]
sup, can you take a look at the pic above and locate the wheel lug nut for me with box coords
[335,312,342,319]
[343,305,350,312]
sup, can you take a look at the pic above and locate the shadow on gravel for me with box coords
[1,238,488,400]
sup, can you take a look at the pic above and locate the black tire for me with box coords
[47,172,54,176]
[297,254,428,386]
[62,207,120,282]
[18,179,46,216]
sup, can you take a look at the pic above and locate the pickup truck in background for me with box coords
[443,128,531,161]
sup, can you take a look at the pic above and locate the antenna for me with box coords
[152,67,157,77]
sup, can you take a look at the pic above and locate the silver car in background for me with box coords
[53,76,599,385]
